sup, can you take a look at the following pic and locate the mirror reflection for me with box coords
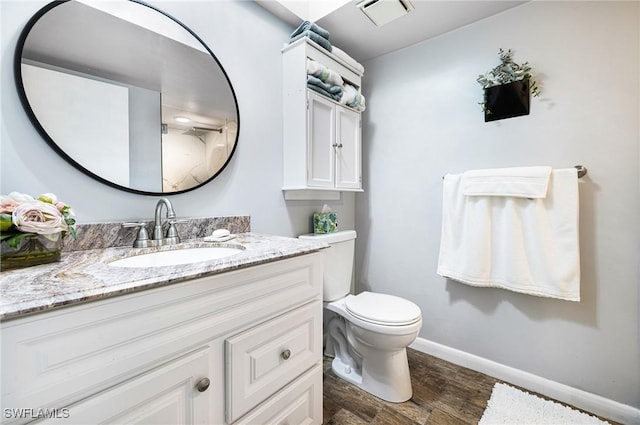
[17,0,239,194]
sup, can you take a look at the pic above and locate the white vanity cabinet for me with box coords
[282,38,364,200]
[1,253,323,425]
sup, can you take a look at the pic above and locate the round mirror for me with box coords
[15,0,239,195]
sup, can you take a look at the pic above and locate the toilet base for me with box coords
[331,347,413,403]
[331,356,363,386]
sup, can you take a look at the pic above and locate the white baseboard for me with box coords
[410,337,640,425]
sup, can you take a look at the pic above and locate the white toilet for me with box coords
[299,230,422,402]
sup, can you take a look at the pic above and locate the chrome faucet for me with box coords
[123,198,187,247]
[153,197,176,241]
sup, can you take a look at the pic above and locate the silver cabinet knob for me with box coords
[281,349,291,360]
[196,377,210,392]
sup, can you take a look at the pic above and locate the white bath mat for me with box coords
[479,383,610,425]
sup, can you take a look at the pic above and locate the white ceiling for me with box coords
[256,0,527,63]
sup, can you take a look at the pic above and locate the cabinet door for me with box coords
[335,106,361,189]
[40,348,213,425]
[307,92,335,188]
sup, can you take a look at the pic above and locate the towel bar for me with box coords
[574,165,587,178]
[442,165,588,179]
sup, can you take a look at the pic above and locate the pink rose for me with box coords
[0,198,19,214]
[12,201,68,235]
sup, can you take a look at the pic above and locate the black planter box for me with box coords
[484,80,530,122]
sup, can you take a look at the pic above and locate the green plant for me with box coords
[477,49,541,112]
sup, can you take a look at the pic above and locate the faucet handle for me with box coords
[123,222,150,248]
[166,218,189,243]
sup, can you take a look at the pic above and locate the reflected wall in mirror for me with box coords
[15,0,239,195]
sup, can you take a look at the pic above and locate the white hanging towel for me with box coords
[462,166,552,198]
[437,167,580,301]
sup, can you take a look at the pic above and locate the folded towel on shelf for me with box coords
[307,59,344,86]
[340,84,366,111]
[463,166,552,198]
[437,168,580,301]
[307,76,343,101]
[290,20,330,40]
[307,83,339,101]
[331,46,365,74]
[290,31,332,52]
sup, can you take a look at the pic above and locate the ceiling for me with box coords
[256,0,527,63]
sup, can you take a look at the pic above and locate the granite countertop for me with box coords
[0,233,327,321]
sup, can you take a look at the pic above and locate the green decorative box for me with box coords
[313,212,337,234]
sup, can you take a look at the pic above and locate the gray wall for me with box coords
[357,1,639,408]
[1,0,355,236]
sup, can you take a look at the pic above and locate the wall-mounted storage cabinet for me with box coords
[282,38,364,200]
[307,92,361,190]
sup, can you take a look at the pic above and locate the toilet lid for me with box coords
[345,292,421,326]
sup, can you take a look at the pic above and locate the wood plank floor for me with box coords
[322,348,618,424]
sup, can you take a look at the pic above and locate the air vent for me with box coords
[357,0,414,27]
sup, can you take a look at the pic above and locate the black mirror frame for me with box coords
[14,0,240,196]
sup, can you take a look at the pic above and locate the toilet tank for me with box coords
[299,230,356,301]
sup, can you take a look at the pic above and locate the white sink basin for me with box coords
[109,246,243,268]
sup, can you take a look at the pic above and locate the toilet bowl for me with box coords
[299,230,422,402]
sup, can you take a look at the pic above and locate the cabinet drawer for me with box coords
[234,364,322,425]
[225,302,321,423]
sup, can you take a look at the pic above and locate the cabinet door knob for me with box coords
[337,143,343,148]
[196,377,211,392]
[281,349,291,360]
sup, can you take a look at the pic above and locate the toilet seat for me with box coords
[345,292,421,326]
